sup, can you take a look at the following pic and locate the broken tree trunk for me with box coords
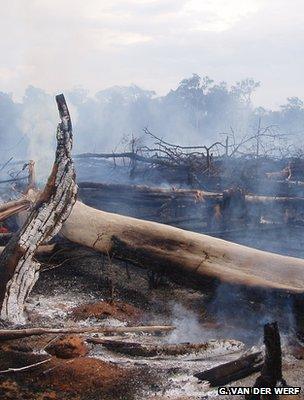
[0,94,77,324]
[194,351,263,386]
[61,200,304,293]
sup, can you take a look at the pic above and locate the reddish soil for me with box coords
[0,380,58,400]
[42,357,137,397]
[45,335,88,359]
[70,300,143,323]
[0,349,143,400]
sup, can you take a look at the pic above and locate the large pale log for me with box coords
[61,201,304,293]
[0,94,77,323]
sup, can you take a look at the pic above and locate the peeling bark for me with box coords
[0,94,77,324]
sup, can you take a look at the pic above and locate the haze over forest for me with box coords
[1,75,304,163]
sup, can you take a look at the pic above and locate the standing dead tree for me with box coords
[224,120,288,159]
[0,94,77,324]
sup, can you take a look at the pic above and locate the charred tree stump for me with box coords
[246,322,287,400]
[0,94,77,324]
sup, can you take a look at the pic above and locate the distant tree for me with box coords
[231,78,260,105]
[280,96,304,111]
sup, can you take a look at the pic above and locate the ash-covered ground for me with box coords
[0,245,302,400]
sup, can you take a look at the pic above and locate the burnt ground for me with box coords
[0,247,304,400]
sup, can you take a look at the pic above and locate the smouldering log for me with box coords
[87,338,244,357]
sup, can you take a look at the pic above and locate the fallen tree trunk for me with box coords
[0,94,77,323]
[78,182,304,228]
[0,198,30,222]
[78,181,304,206]
[194,351,263,386]
[87,338,244,357]
[0,325,175,341]
[0,204,29,222]
[61,200,304,293]
[0,198,30,213]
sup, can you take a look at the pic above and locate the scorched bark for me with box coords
[0,94,77,324]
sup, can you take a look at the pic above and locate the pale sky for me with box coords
[1,0,303,108]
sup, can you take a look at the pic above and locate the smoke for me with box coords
[17,87,79,183]
[1,75,304,177]
[19,86,57,182]
[167,302,212,344]
[164,286,296,347]
[206,283,296,344]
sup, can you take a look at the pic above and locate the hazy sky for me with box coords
[1,0,303,108]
